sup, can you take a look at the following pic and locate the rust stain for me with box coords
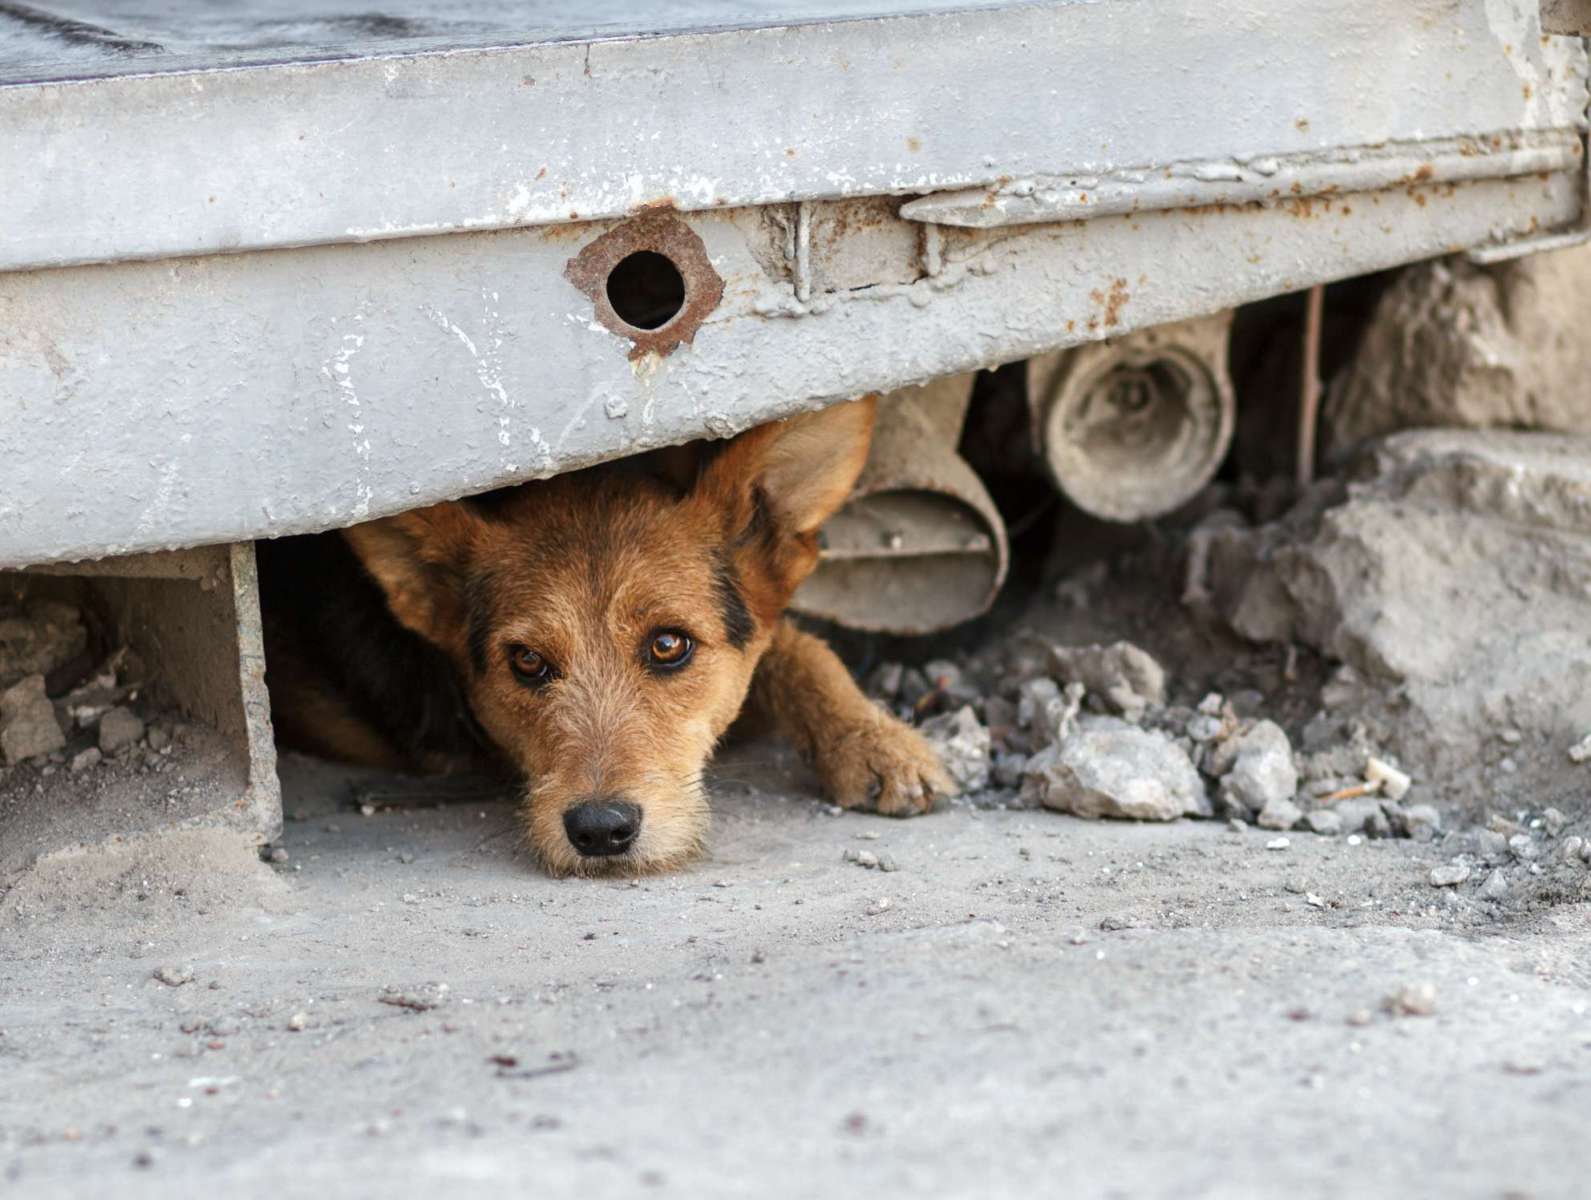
[1413,163,1434,182]
[633,196,678,213]
[564,211,725,361]
[1294,117,1310,132]
[1104,278,1129,327]
[535,166,547,180]
[906,136,922,153]
[785,147,798,158]
[1523,83,1533,100]
[1089,278,1130,328]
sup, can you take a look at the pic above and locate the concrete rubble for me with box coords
[1193,428,1591,819]
[1023,719,1209,822]
[0,674,65,765]
[1325,244,1591,452]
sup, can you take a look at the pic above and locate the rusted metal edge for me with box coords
[1468,128,1591,262]
[563,211,724,360]
[900,131,1584,228]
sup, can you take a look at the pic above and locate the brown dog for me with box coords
[257,398,954,875]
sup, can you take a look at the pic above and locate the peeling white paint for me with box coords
[424,299,520,473]
[325,319,372,520]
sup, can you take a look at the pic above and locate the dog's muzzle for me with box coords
[563,800,642,857]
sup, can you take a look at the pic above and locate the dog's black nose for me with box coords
[563,800,642,857]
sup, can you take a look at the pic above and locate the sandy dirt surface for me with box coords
[4,743,1589,1200]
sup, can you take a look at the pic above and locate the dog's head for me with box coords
[343,398,874,875]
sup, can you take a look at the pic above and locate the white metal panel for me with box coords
[0,0,1584,271]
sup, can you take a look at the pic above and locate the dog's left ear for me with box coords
[698,396,876,538]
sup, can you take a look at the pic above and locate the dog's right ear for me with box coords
[342,502,484,652]
[696,397,877,541]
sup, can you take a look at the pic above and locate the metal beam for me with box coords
[2,171,1579,567]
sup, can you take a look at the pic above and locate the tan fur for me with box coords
[331,397,955,876]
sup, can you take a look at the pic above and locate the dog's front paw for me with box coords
[814,714,957,816]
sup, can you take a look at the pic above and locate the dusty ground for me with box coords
[4,743,1590,1200]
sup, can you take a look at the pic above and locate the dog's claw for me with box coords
[816,715,956,817]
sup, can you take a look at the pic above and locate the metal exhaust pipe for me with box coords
[793,374,1010,635]
[1027,311,1236,522]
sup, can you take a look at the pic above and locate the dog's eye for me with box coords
[507,644,554,688]
[645,629,694,672]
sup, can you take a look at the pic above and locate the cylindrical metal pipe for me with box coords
[1028,311,1236,522]
[792,374,1009,635]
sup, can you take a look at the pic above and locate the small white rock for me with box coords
[1428,862,1471,887]
[1382,982,1437,1017]
[1265,837,1290,851]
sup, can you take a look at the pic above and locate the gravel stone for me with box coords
[1256,797,1303,831]
[918,706,992,792]
[1217,721,1298,821]
[1304,810,1343,836]
[1476,830,1511,860]
[1383,983,1437,1017]
[866,661,904,700]
[1024,721,1207,822]
[98,706,146,756]
[1429,863,1471,887]
[1398,804,1442,841]
[1330,800,1391,838]
[1046,641,1167,723]
[1479,869,1510,900]
[153,965,194,987]
[69,746,102,773]
[1017,677,1060,736]
[991,752,1029,790]
[0,673,65,765]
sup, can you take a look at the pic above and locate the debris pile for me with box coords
[875,632,1440,842]
[1189,428,1591,819]
[0,597,178,783]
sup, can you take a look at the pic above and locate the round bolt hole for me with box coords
[606,250,687,331]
